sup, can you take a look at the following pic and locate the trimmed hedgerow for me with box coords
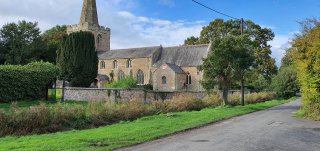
[0,62,58,102]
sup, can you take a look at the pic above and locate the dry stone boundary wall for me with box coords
[64,87,206,102]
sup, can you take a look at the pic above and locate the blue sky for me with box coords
[0,0,319,66]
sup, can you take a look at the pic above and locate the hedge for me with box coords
[0,62,59,102]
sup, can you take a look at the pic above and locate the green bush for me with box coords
[271,66,299,98]
[0,62,58,102]
[105,77,138,89]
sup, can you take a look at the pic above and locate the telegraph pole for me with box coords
[192,0,246,106]
[240,18,245,106]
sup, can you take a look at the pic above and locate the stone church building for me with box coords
[68,0,210,92]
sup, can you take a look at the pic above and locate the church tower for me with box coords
[67,0,110,52]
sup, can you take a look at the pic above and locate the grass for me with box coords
[294,109,305,118]
[0,97,295,151]
[0,100,88,111]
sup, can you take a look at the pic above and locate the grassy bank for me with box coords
[0,97,295,151]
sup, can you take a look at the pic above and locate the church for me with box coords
[67,0,210,92]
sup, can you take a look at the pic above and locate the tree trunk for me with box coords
[241,76,245,106]
[223,87,229,105]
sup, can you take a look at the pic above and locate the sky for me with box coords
[0,0,319,66]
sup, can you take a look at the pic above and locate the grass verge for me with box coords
[0,97,296,151]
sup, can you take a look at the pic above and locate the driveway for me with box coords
[119,99,320,151]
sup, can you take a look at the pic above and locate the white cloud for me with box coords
[0,0,203,49]
[269,35,292,67]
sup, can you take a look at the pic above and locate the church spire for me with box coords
[80,0,99,27]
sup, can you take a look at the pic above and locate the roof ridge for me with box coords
[163,44,209,49]
[110,45,161,51]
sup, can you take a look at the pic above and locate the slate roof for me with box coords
[98,46,162,59]
[153,44,210,67]
[166,63,186,74]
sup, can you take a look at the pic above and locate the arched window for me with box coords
[127,59,132,68]
[97,34,102,45]
[186,73,192,85]
[113,60,118,69]
[137,70,144,85]
[118,70,125,80]
[162,76,167,84]
[100,61,106,69]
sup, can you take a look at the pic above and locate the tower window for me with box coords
[97,34,102,44]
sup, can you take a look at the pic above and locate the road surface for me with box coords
[119,99,320,151]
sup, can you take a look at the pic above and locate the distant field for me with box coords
[0,98,296,151]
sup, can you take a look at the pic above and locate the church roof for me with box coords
[98,46,162,59]
[154,44,210,67]
[166,63,186,74]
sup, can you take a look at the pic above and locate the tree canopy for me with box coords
[0,21,43,64]
[200,35,254,105]
[0,21,66,65]
[185,19,277,83]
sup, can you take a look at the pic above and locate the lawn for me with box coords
[0,97,295,151]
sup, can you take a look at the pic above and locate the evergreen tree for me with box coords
[57,31,98,87]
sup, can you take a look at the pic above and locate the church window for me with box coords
[186,73,192,85]
[97,34,102,45]
[127,59,132,68]
[100,61,106,69]
[118,70,125,80]
[162,76,167,84]
[113,60,118,69]
[137,70,144,85]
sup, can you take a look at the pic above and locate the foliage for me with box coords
[271,66,299,98]
[0,92,277,137]
[0,21,65,65]
[0,62,59,102]
[200,35,254,104]
[0,98,295,151]
[41,25,67,63]
[105,77,138,89]
[184,19,277,81]
[0,20,43,65]
[57,31,98,87]
[291,19,320,120]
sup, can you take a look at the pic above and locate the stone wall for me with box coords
[63,87,206,102]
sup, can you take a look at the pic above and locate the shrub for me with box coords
[105,77,138,89]
[226,92,277,106]
[0,92,278,137]
[165,95,205,112]
[0,62,58,102]
[271,65,299,98]
[203,92,223,107]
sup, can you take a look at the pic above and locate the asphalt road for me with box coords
[119,99,320,151]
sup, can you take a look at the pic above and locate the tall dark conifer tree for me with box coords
[57,31,98,87]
